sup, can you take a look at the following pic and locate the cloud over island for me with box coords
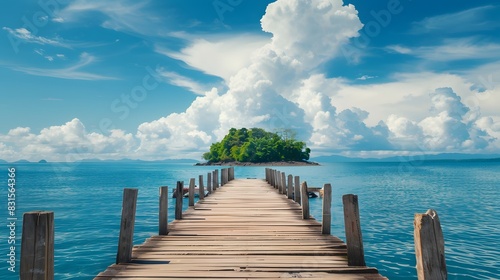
[1,0,499,162]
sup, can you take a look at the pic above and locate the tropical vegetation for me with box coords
[202,128,311,163]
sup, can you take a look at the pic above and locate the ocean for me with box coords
[0,161,499,279]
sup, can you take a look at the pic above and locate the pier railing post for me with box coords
[278,171,283,193]
[220,168,225,186]
[199,175,205,199]
[294,176,301,204]
[20,211,54,280]
[207,172,212,194]
[116,188,138,264]
[414,209,447,280]
[159,186,169,235]
[214,169,219,189]
[281,172,287,195]
[322,184,332,234]
[175,181,183,220]
[225,168,229,184]
[287,174,293,199]
[342,194,365,266]
[275,170,279,189]
[229,167,234,181]
[213,170,217,191]
[189,178,195,206]
[300,182,310,219]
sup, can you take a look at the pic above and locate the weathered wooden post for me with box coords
[212,170,217,191]
[414,209,447,280]
[281,172,287,195]
[270,169,275,187]
[294,176,301,204]
[287,174,293,199]
[175,181,183,220]
[221,168,226,186]
[189,178,195,206]
[20,211,54,280]
[229,167,234,181]
[116,188,138,264]
[207,172,212,194]
[300,182,310,219]
[322,184,332,234]
[273,170,278,189]
[276,171,281,192]
[159,186,169,235]
[342,194,365,266]
[198,175,205,199]
[265,168,269,182]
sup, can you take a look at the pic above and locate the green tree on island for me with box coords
[203,128,311,163]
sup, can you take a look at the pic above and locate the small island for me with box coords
[197,128,318,166]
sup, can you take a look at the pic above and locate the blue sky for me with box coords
[1,0,499,161]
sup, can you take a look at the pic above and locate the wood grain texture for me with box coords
[116,189,138,264]
[159,186,169,235]
[414,209,447,280]
[343,194,365,266]
[21,211,54,280]
[96,179,386,279]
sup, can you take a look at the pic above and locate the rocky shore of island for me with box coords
[195,161,320,166]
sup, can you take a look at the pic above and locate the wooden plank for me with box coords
[343,194,365,266]
[159,186,168,235]
[116,189,138,264]
[20,211,54,280]
[414,209,447,280]
[96,179,386,280]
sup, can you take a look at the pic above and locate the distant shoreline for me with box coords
[195,161,320,166]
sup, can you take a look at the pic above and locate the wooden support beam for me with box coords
[271,169,276,188]
[198,175,205,199]
[175,181,183,220]
[414,209,447,280]
[207,172,212,194]
[294,176,301,204]
[159,186,168,235]
[281,172,287,195]
[116,188,138,264]
[343,194,365,266]
[287,174,293,199]
[215,169,219,188]
[20,211,54,280]
[300,181,310,219]
[189,178,195,206]
[322,184,332,234]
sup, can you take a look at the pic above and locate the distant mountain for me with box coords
[313,153,500,163]
[14,159,30,163]
[0,159,7,163]
[77,158,199,163]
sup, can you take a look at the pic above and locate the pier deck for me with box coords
[95,179,387,279]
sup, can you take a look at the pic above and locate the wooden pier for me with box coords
[20,167,447,280]
[94,171,387,279]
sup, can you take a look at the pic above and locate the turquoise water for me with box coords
[0,161,499,279]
